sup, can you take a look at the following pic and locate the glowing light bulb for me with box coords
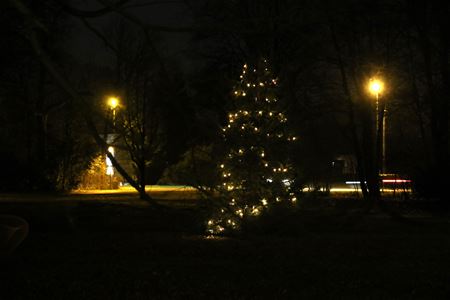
[108,97,119,109]
[369,78,384,95]
[251,207,260,215]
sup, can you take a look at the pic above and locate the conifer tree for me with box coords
[207,59,297,235]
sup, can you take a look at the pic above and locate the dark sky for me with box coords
[67,0,193,66]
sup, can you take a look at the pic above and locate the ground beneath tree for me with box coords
[1,194,450,299]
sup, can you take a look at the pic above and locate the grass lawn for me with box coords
[1,194,450,299]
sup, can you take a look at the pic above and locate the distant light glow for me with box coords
[345,181,362,185]
[382,179,412,183]
[108,97,119,109]
[345,179,411,184]
[106,146,115,175]
[369,78,384,96]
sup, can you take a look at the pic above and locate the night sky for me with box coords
[67,0,193,66]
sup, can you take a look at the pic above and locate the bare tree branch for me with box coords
[122,0,184,9]
[80,17,119,53]
[57,0,131,18]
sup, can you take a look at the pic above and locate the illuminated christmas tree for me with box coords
[207,59,297,235]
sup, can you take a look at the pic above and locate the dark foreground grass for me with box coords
[1,195,450,299]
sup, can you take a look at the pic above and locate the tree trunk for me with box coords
[328,21,371,201]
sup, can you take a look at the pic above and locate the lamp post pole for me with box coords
[369,79,386,176]
[382,103,386,174]
[106,96,119,189]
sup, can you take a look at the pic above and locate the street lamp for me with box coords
[107,96,119,122]
[106,96,119,189]
[369,79,383,97]
[368,78,386,174]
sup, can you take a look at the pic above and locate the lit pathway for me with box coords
[0,186,200,203]
[72,185,201,200]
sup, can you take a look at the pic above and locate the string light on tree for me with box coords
[207,58,298,235]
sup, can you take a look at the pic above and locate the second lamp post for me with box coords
[369,78,386,175]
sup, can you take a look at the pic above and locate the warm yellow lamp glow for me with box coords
[108,97,119,109]
[369,79,384,96]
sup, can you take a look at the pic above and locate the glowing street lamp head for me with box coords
[369,78,384,96]
[108,97,119,109]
